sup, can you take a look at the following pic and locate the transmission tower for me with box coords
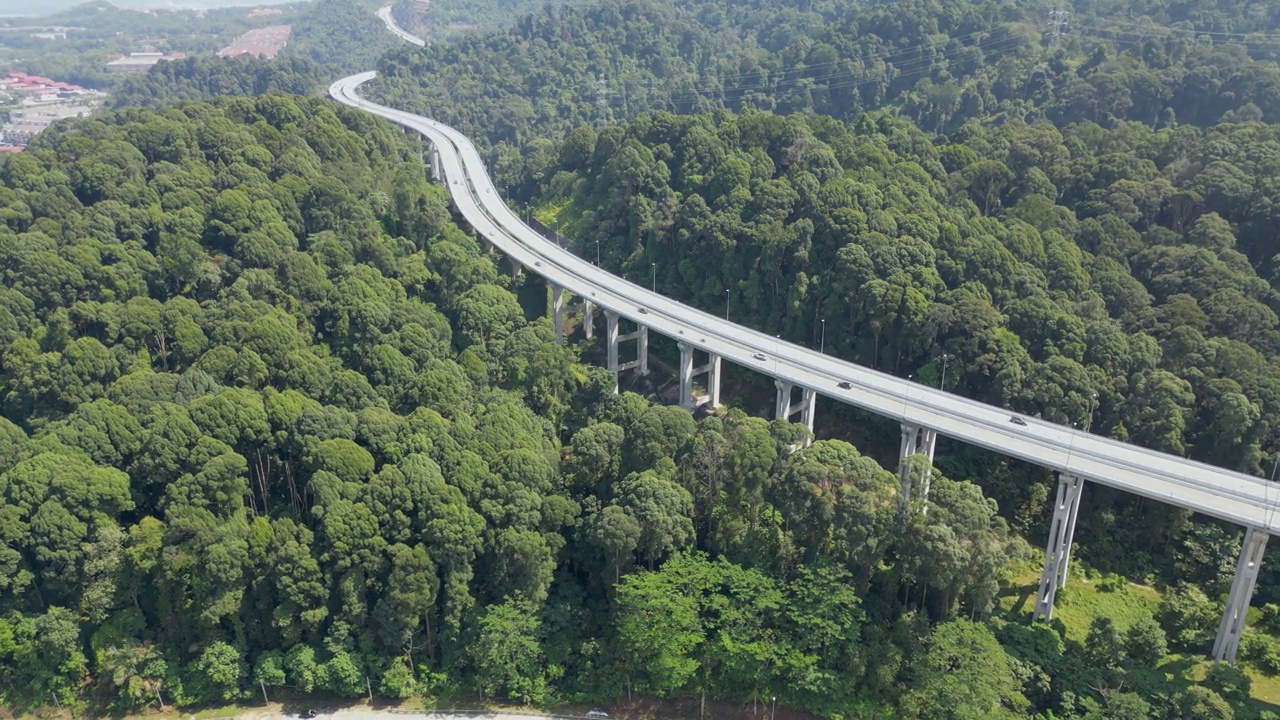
[1047,6,1070,43]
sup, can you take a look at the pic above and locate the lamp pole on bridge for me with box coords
[652,263,656,292]
[1085,392,1099,433]
[596,240,600,267]
[725,289,730,320]
[939,353,952,391]
[820,318,826,354]
[902,374,913,419]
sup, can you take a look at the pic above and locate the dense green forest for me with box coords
[0,94,990,717]
[8,0,1280,717]
[107,56,328,109]
[390,0,584,41]
[0,90,1261,719]
[282,0,402,75]
[369,0,1280,146]
[369,0,1280,570]
[367,0,1280,598]
[523,107,1280,595]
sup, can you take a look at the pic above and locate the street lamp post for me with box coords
[771,696,776,720]
[902,374,913,418]
[820,318,826,354]
[939,353,952,391]
[652,263,656,292]
[1085,392,1099,433]
[596,240,600,267]
[725,289,730,320]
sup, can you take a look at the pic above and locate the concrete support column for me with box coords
[637,325,649,376]
[898,424,919,504]
[921,428,937,465]
[1215,528,1268,665]
[676,343,722,412]
[898,425,939,507]
[798,388,816,433]
[1033,473,1085,623]
[775,380,793,421]
[582,300,594,340]
[773,382,816,448]
[604,310,650,392]
[552,285,566,344]
[919,428,938,511]
[678,342,695,411]
[605,310,620,379]
[428,145,443,182]
[554,292,595,343]
[706,354,721,409]
[509,255,522,279]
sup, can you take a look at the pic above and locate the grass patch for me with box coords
[997,562,1280,715]
[1247,667,1280,705]
[534,197,572,229]
[997,563,1160,642]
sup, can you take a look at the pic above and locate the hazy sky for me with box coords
[0,0,298,17]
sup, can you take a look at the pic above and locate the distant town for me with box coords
[218,24,291,58]
[0,71,103,152]
[0,15,293,151]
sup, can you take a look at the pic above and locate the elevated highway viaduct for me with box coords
[331,71,1278,664]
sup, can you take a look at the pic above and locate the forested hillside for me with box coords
[107,56,328,109]
[389,0,583,41]
[8,0,1280,717]
[283,0,401,75]
[368,0,1280,616]
[528,105,1280,595]
[370,0,1280,146]
[0,89,1261,719]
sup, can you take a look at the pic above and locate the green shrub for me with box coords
[1156,584,1219,651]
[1241,632,1280,676]
[1204,662,1252,705]
[1098,573,1127,593]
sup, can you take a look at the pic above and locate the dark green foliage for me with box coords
[371,0,1280,153]
[282,0,401,76]
[5,0,1280,713]
[108,56,328,110]
[535,105,1280,601]
[0,91,1013,717]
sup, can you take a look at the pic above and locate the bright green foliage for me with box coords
[1157,584,1220,652]
[252,651,286,689]
[530,100,1280,602]
[470,598,548,704]
[189,641,246,703]
[378,656,417,698]
[899,620,1030,720]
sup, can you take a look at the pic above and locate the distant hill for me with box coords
[0,0,299,18]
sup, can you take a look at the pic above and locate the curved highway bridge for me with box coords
[376,5,426,46]
[331,71,1274,663]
